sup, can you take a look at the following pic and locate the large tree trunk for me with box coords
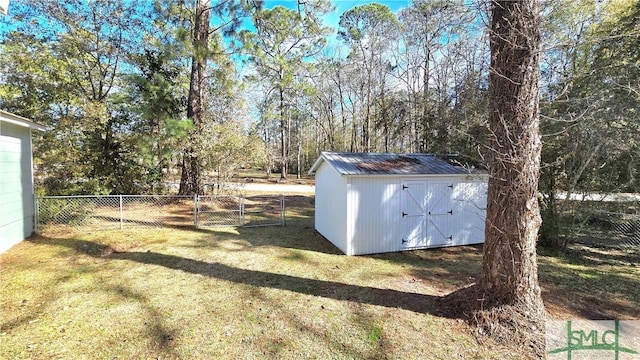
[179,0,210,195]
[477,0,545,342]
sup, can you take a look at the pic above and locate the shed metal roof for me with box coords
[309,152,471,176]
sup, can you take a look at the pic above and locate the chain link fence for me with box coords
[557,200,640,250]
[36,195,285,233]
[195,195,285,228]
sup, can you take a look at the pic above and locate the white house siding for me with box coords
[0,121,34,253]
[314,162,349,254]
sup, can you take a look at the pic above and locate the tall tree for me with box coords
[179,0,211,195]
[338,3,399,152]
[538,0,640,246]
[1,0,148,194]
[126,48,189,194]
[242,3,330,180]
[398,0,476,153]
[177,0,255,194]
[476,0,545,352]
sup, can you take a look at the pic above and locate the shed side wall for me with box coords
[314,162,348,254]
[452,178,488,245]
[0,121,34,253]
[346,176,401,255]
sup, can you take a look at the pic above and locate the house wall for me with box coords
[344,174,487,256]
[314,161,349,254]
[0,121,35,253]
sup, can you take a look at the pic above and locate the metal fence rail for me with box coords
[36,195,285,232]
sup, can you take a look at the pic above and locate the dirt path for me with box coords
[240,182,315,194]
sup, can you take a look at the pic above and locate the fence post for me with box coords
[119,195,124,230]
[194,194,198,228]
[240,196,245,226]
[34,195,39,233]
[281,195,285,226]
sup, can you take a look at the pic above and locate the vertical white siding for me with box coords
[0,121,35,253]
[346,176,402,255]
[315,167,488,256]
[314,162,348,254]
[452,177,488,246]
[399,180,428,248]
[343,175,487,255]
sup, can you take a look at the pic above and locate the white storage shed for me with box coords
[309,152,488,256]
[1,110,45,253]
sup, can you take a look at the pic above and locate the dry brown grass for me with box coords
[1,195,638,359]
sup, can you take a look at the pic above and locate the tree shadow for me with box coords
[90,215,195,229]
[236,223,344,254]
[364,245,484,291]
[537,248,640,320]
[29,236,457,318]
[562,245,640,267]
[104,283,179,354]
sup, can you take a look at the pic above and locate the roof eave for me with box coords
[308,152,328,175]
[0,110,46,131]
[339,171,471,176]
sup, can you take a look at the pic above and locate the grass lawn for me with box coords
[1,196,638,359]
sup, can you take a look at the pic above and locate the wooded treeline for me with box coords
[0,1,638,204]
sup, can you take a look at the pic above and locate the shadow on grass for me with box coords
[562,245,640,267]
[105,284,179,353]
[178,213,344,254]
[365,245,484,291]
[538,253,640,319]
[28,204,640,324]
[29,236,454,318]
[237,225,344,254]
[0,304,42,333]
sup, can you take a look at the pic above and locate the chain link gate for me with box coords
[241,195,286,228]
[195,195,285,228]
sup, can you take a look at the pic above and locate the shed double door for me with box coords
[400,180,454,248]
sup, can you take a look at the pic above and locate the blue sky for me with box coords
[0,1,417,61]
[263,1,413,31]
[254,0,413,51]
[0,1,414,41]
